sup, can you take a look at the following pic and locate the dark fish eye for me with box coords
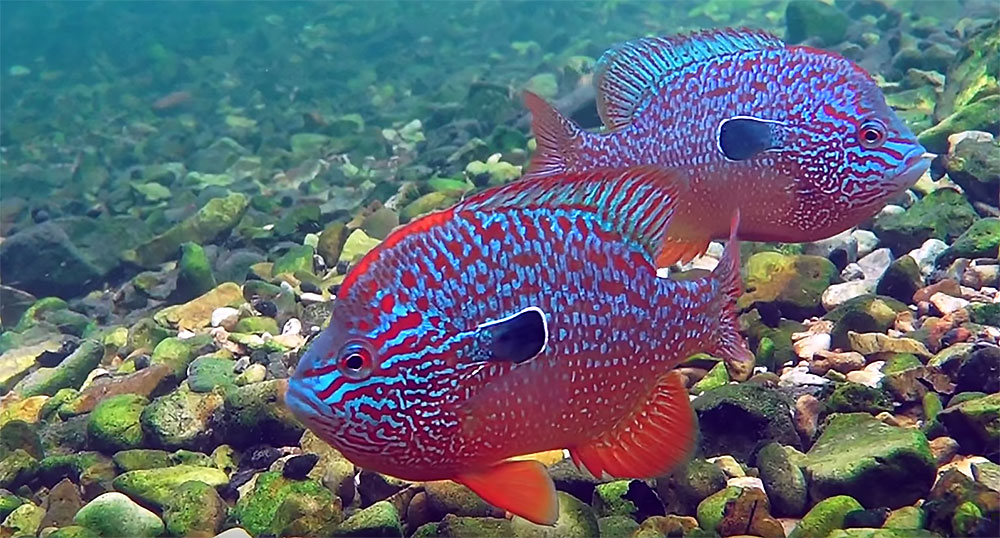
[338,340,374,380]
[858,120,886,148]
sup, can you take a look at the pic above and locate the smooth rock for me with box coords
[73,492,164,537]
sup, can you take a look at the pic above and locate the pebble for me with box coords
[779,367,831,397]
[822,279,877,311]
[908,239,949,277]
[210,307,240,328]
[710,455,745,478]
[213,528,252,538]
[877,204,906,218]
[852,229,879,258]
[793,332,831,359]
[282,453,320,480]
[794,394,823,442]
[727,476,765,492]
[857,248,894,280]
[840,263,865,281]
[299,292,326,304]
[281,318,302,336]
[809,350,866,375]
[929,291,970,315]
[845,369,884,388]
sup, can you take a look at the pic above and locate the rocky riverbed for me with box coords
[1,1,998,537]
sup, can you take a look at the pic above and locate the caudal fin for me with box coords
[708,211,753,369]
[523,91,585,177]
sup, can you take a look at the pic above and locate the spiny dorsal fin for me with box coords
[595,28,784,130]
[458,166,688,260]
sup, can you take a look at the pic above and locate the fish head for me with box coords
[285,226,504,471]
[778,48,931,234]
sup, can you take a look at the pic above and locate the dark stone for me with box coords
[692,384,800,461]
[282,454,319,480]
[844,507,890,528]
[955,345,1000,394]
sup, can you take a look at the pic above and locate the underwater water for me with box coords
[1,0,999,537]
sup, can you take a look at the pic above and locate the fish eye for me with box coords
[858,119,886,148]
[337,340,374,380]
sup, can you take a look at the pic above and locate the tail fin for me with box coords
[523,91,585,177]
[708,210,753,371]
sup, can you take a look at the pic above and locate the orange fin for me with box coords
[656,235,711,267]
[456,460,559,525]
[523,91,584,177]
[707,210,754,368]
[570,370,695,479]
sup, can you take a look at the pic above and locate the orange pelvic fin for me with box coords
[570,370,695,479]
[656,234,712,267]
[456,459,559,525]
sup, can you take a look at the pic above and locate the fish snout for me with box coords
[285,376,338,428]
[892,146,933,191]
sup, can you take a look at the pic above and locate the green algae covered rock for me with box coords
[45,525,101,538]
[592,480,638,519]
[511,491,599,538]
[140,388,223,450]
[111,449,173,472]
[175,242,217,301]
[944,138,999,205]
[789,495,864,538]
[874,188,980,253]
[803,413,935,508]
[695,486,741,532]
[434,515,511,538]
[826,529,942,538]
[785,0,850,46]
[691,361,729,395]
[154,283,245,331]
[883,505,926,529]
[87,394,148,452]
[826,382,893,414]
[331,499,402,537]
[876,256,923,304]
[919,94,1000,153]
[738,252,837,319]
[13,339,103,397]
[692,383,800,460]
[149,333,214,376]
[824,294,907,350]
[923,468,999,536]
[598,515,641,538]
[232,471,339,536]
[126,193,248,267]
[0,490,25,521]
[756,442,808,517]
[187,356,238,393]
[272,244,314,276]
[935,20,999,125]
[939,218,1000,265]
[938,392,1000,459]
[73,492,164,537]
[162,480,226,537]
[1,502,44,537]
[233,316,280,335]
[218,380,303,448]
[112,464,228,509]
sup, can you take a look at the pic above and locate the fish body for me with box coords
[525,28,931,265]
[286,166,750,524]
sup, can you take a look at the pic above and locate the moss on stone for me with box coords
[87,394,148,452]
[789,495,864,538]
[112,464,228,509]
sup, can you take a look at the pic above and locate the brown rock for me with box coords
[809,351,865,375]
[929,436,959,466]
[40,478,83,528]
[59,363,172,417]
[425,480,502,519]
[634,515,698,536]
[913,278,962,303]
[794,394,823,446]
[718,487,783,538]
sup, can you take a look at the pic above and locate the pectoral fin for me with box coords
[456,460,559,525]
[656,235,712,267]
[570,370,695,479]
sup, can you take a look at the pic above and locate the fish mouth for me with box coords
[285,379,336,426]
[891,147,933,192]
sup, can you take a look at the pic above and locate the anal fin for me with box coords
[656,235,712,267]
[570,371,695,479]
[456,460,559,525]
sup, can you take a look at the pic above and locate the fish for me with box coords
[523,28,932,267]
[285,165,752,525]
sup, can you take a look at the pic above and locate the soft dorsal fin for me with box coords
[458,166,687,260]
[595,28,784,130]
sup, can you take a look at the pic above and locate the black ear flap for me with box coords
[717,116,783,161]
[477,307,548,364]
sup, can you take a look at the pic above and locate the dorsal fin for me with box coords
[595,28,784,129]
[458,166,687,260]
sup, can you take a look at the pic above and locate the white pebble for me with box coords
[211,307,241,328]
[852,229,880,259]
[282,318,302,336]
[846,369,883,388]
[299,292,327,304]
[930,292,970,315]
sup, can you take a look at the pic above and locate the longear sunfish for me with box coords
[524,28,931,266]
[286,166,751,525]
